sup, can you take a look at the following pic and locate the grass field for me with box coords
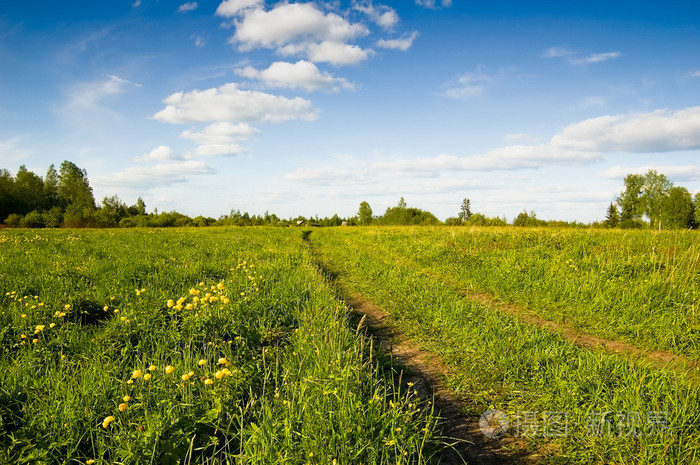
[2,226,699,464]
[0,228,436,464]
[310,226,700,464]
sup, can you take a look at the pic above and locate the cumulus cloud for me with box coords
[600,165,700,181]
[152,82,319,124]
[136,145,184,162]
[189,144,247,157]
[353,1,399,30]
[216,0,263,17]
[229,2,370,65]
[178,2,198,12]
[236,60,354,92]
[180,122,259,145]
[376,31,418,51]
[551,106,700,153]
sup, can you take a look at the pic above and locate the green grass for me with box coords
[0,228,437,464]
[311,226,700,464]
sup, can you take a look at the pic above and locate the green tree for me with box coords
[617,173,645,223]
[458,198,472,222]
[0,169,17,222]
[604,202,620,228]
[44,164,59,209]
[57,161,95,210]
[358,201,373,225]
[641,170,672,228]
[695,192,700,227]
[660,187,695,229]
[14,165,46,214]
[397,197,407,209]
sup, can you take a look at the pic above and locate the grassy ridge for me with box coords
[311,227,700,464]
[0,228,436,464]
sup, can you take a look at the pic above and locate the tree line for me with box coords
[1,162,697,229]
[603,170,700,229]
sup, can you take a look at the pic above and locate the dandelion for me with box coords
[118,403,128,412]
[222,297,230,304]
[103,305,109,311]
[203,378,213,385]
[64,304,71,310]
[34,325,45,334]
[127,380,134,385]
[32,338,39,344]
[148,365,157,371]
[167,299,174,308]
[181,373,191,381]
[102,415,115,428]
[198,359,207,366]
[86,460,96,464]
[113,309,119,314]
[143,373,151,381]
[217,282,225,290]
[49,323,56,328]
[240,292,245,297]
[61,354,66,360]
[131,369,142,379]
[218,357,227,365]
[214,370,224,380]
[21,314,27,318]
[165,365,175,374]
[123,395,131,402]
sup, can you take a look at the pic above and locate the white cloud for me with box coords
[178,2,198,13]
[376,31,418,51]
[136,145,184,162]
[571,52,622,65]
[551,106,700,153]
[95,160,215,188]
[233,3,368,50]
[600,165,700,181]
[64,75,141,112]
[305,41,371,65]
[0,135,32,162]
[189,144,247,157]
[441,69,493,99]
[543,46,622,65]
[691,70,700,77]
[191,33,206,48]
[415,0,452,8]
[353,1,399,30]
[283,167,372,185]
[216,0,263,17]
[132,0,141,8]
[152,82,319,124]
[180,122,259,145]
[236,60,354,92]
[230,3,370,65]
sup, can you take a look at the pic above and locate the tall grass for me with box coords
[0,228,437,464]
[312,226,700,464]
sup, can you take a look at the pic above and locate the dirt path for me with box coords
[369,247,700,382]
[345,294,543,465]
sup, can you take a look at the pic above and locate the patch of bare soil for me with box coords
[345,294,543,465]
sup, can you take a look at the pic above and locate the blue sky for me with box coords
[2,0,700,222]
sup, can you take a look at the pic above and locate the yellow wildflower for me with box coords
[148,365,157,371]
[165,365,175,374]
[203,378,213,385]
[217,357,227,365]
[131,369,142,379]
[166,299,175,308]
[64,304,70,310]
[49,323,56,328]
[198,359,207,366]
[123,395,131,402]
[181,373,191,381]
[102,415,115,428]
[118,403,128,412]
[143,373,151,381]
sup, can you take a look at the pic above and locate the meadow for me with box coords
[311,226,700,464]
[2,225,699,464]
[0,228,436,464]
